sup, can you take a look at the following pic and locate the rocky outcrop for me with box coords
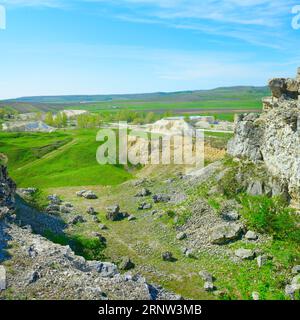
[228,69,300,203]
[0,165,16,219]
[0,166,180,300]
[0,224,180,300]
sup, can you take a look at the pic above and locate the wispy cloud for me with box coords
[2,0,66,8]
[81,0,298,49]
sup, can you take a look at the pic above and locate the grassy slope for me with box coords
[0,130,132,188]
[42,161,298,300]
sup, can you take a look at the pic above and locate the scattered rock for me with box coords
[176,232,187,241]
[76,190,87,197]
[99,224,108,230]
[83,191,98,199]
[204,281,215,292]
[91,232,106,243]
[47,194,61,205]
[28,245,38,258]
[247,181,264,196]
[222,211,240,222]
[199,270,213,283]
[235,248,255,260]
[76,190,98,199]
[292,265,300,275]
[119,257,135,271]
[162,252,174,262]
[184,249,194,258]
[87,207,96,215]
[45,204,60,214]
[245,230,258,241]
[22,225,33,233]
[135,188,151,197]
[252,292,260,300]
[138,202,152,210]
[18,188,37,196]
[70,215,86,225]
[210,223,244,245]
[153,194,171,203]
[64,202,73,208]
[0,266,6,291]
[28,270,40,284]
[133,178,147,187]
[285,284,298,300]
[87,261,118,278]
[106,205,122,221]
[257,255,269,268]
[59,205,72,214]
[92,216,100,223]
[128,215,136,221]
[291,274,300,286]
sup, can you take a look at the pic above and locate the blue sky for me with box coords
[0,0,299,99]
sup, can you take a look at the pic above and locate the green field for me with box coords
[1,85,267,115]
[0,130,132,188]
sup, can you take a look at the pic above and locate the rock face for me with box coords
[0,165,16,219]
[0,266,6,290]
[228,69,300,203]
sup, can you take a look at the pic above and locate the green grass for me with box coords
[0,129,133,188]
[66,99,262,113]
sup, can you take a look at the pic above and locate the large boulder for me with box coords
[235,248,256,260]
[210,223,244,245]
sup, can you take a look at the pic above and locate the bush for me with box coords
[44,231,106,261]
[239,195,300,243]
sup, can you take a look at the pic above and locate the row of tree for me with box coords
[42,109,172,129]
[44,112,68,128]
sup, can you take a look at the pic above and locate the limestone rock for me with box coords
[222,211,240,222]
[0,265,6,291]
[70,215,86,225]
[235,248,255,260]
[47,194,61,205]
[153,194,171,203]
[119,257,135,271]
[76,190,98,199]
[87,207,96,215]
[257,255,269,268]
[199,270,213,283]
[292,265,300,275]
[162,252,174,262]
[247,181,263,196]
[245,231,258,241]
[204,282,215,292]
[210,223,244,245]
[99,224,108,230]
[138,202,152,210]
[227,68,300,203]
[135,188,151,197]
[252,292,260,300]
[176,232,187,241]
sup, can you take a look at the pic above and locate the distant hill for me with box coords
[4,86,269,104]
[0,86,270,114]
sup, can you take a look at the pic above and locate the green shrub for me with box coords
[44,231,106,261]
[239,195,299,243]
